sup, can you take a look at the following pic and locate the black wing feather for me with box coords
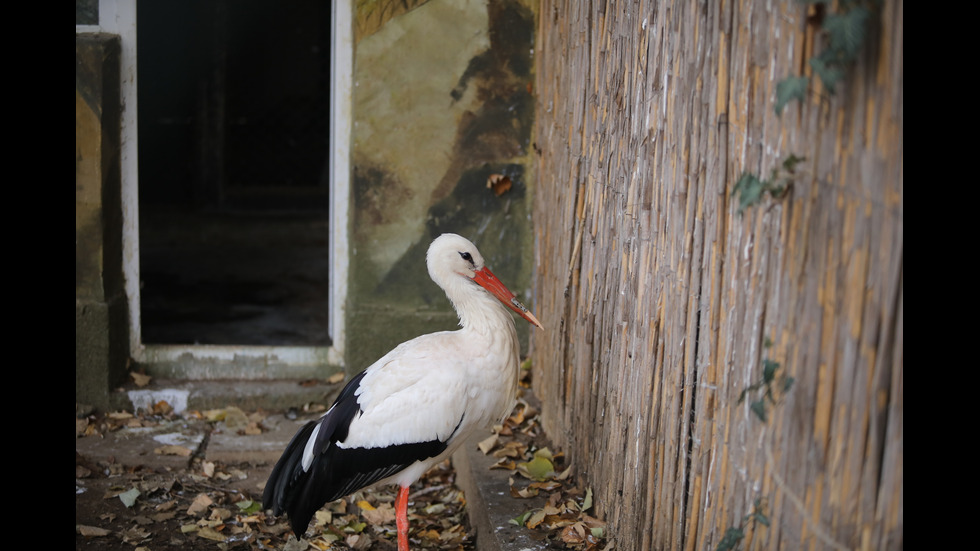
[262,370,456,536]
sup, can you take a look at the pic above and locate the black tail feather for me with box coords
[263,419,316,516]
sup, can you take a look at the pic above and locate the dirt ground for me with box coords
[74,455,467,551]
[75,407,473,551]
[75,384,610,551]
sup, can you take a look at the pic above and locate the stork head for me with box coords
[426,233,543,329]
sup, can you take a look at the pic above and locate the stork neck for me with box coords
[447,279,517,336]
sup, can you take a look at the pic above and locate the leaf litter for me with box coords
[482,363,613,551]
[77,366,611,550]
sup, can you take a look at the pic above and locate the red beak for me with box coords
[472,266,544,329]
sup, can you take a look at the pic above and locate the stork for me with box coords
[263,233,543,550]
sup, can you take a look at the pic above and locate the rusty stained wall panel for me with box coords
[531,1,902,550]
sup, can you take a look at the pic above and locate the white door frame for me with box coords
[79,0,351,378]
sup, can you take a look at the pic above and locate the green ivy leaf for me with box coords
[750,400,768,422]
[510,511,533,526]
[775,76,808,115]
[769,179,789,198]
[716,527,745,551]
[782,154,805,173]
[734,173,766,212]
[809,57,844,93]
[236,499,263,514]
[824,7,870,60]
[763,359,780,383]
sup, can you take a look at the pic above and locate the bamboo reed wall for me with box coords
[530,1,902,549]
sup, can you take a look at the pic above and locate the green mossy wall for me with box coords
[346,0,537,372]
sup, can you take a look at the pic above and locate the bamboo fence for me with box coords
[530,1,902,549]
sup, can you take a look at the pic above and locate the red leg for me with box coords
[396,486,410,551]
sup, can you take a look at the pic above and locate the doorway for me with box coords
[137,0,332,346]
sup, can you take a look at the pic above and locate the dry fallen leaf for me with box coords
[77,524,112,537]
[477,433,498,454]
[560,523,588,545]
[361,503,396,525]
[511,485,539,499]
[490,394,612,550]
[187,493,213,517]
[221,406,250,432]
[508,405,527,425]
[130,371,152,387]
[346,533,373,550]
[118,487,140,508]
[196,526,227,542]
[76,391,500,550]
[517,455,556,481]
[526,509,547,529]
[154,445,192,457]
[202,409,226,422]
[487,174,513,196]
[314,509,333,527]
[529,480,563,492]
[119,526,152,544]
[493,440,527,458]
[150,400,173,415]
[303,402,327,413]
[209,507,233,522]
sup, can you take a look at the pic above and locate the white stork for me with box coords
[263,233,543,550]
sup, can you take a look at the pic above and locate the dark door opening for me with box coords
[137,0,332,346]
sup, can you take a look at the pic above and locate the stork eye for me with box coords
[459,252,474,264]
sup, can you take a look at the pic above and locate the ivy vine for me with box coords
[733,154,805,214]
[734,0,877,213]
[775,0,878,115]
[737,337,795,423]
[716,498,772,551]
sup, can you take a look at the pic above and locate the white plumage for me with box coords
[263,233,543,550]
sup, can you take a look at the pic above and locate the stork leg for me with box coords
[396,485,410,551]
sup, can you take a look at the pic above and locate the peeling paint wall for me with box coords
[347,0,538,372]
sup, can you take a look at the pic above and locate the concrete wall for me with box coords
[76,33,129,409]
[345,0,538,372]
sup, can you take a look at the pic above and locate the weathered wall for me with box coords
[76,33,130,408]
[532,1,902,550]
[346,0,538,372]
